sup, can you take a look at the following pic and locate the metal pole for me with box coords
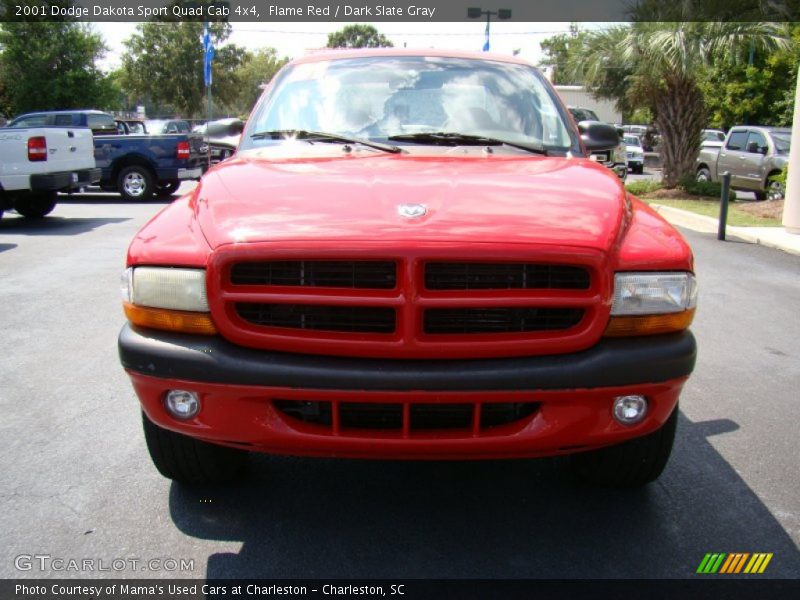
[718,171,731,241]
[206,74,212,168]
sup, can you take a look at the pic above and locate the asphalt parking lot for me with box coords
[1,185,799,579]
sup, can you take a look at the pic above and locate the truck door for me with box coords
[718,129,749,188]
[740,130,768,190]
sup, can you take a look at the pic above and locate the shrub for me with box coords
[679,175,736,200]
[625,180,663,196]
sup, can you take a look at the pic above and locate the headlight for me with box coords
[122,267,208,311]
[611,273,697,315]
[605,272,697,337]
[121,267,216,334]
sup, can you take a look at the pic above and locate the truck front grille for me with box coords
[424,307,584,334]
[231,260,396,289]
[273,399,539,433]
[425,262,589,290]
[236,303,396,333]
[209,246,607,359]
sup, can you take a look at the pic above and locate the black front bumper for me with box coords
[30,168,101,191]
[119,324,696,391]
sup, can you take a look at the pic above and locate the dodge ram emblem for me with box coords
[398,204,427,218]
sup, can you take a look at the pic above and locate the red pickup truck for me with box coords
[119,50,697,488]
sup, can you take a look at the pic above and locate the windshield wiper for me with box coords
[250,129,401,154]
[387,132,548,155]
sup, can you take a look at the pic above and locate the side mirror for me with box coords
[578,121,620,153]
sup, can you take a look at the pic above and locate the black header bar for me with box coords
[1,0,798,22]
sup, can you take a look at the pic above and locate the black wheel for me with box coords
[634,164,644,175]
[696,167,711,182]
[568,405,678,488]
[14,191,57,218]
[142,411,248,484]
[156,180,181,196]
[117,165,155,202]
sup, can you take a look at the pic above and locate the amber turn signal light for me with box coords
[123,302,217,335]
[603,308,695,337]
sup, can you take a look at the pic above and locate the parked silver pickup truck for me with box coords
[696,126,790,200]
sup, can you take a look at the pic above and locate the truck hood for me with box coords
[194,150,626,252]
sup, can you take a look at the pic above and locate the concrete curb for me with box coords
[649,204,800,257]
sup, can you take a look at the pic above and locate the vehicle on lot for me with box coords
[623,134,645,174]
[145,119,192,134]
[8,110,206,200]
[7,109,118,135]
[193,118,244,163]
[0,125,100,219]
[696,126,790,200]
[621,124,659,152]
[701,129,726,148]
[567,108,627,181]
[119,49,697,489]
[115,120,148,135]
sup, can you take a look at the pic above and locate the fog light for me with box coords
[164,390,200,419]
[613,395,648,425]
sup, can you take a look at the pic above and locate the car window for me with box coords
[10,115,47,128]
[145,121,166,134]
[569,108,599,122]
[726,130,748,151]
[87,113,117,133]
[702,131,725,142]
[624,136,641,146]
[746,131,768,153]
[771,132,791,154]
[53,114,75,126]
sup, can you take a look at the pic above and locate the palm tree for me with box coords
[570,21,788,188]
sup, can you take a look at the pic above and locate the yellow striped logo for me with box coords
[697,552,773,574]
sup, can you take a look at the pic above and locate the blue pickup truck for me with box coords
[6,110,206,201]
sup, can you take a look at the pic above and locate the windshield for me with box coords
[771,132,791,154]
[242,56,575,153]
[624,136,641,147]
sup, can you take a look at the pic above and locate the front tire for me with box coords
[117,165,155,202]
[142,412,248,484]
[156,180,181,196]
[696,167,711,182]
[766,176,785,201]
[568,405,678,488]
[14,191,57,218]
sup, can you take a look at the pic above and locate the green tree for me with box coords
[0,21,116,115]
[539,26,588,85]
[326,24,393,49]
[570,21,788,187]
[121,22,245,118]
[232,48,289,117]
[700,23,800,130]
